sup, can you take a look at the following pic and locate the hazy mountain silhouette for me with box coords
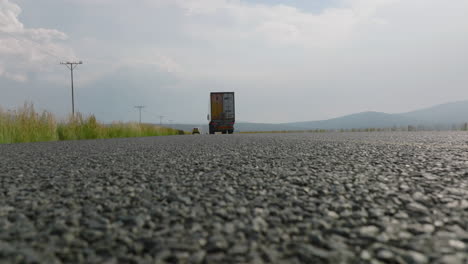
[169,100,468,132]
[285,111,418,130]
[400,101,468,124]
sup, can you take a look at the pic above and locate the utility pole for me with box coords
[135,106,145,124]
[61,61,83,116]
[158,115,165,126]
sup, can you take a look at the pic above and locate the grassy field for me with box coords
[0,104,183,144]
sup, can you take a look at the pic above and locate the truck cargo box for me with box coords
[209,92,235,134]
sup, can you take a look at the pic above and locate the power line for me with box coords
[135,106,145,124]
[60,61,83,116]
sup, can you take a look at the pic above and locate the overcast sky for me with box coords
[1,0,467,124]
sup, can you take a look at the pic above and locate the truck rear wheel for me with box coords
[228,130,234,134]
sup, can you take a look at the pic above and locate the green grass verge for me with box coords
[0,104,183,144]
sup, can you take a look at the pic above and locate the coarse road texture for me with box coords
[1,132,468,264]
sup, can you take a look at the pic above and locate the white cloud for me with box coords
[0,0,74,82]
[0,0,22,32]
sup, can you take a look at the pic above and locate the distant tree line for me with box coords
[331,123,468,132]
[240,123,468,133]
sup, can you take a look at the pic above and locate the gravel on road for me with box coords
[1,132,468,263]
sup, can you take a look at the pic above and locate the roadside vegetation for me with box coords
[238,130,330,134]
[0,104,182,144]
[239,125,468,134]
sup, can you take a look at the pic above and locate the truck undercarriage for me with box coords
[209,121,234,134]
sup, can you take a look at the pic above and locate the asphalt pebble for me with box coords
[1,132,468,263]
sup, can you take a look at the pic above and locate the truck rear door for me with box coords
[223,93,234,120]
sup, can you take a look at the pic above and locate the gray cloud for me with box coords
[1,0,468,123]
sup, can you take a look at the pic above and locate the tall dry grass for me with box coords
[0,104,58,143]
[0,104,181,144]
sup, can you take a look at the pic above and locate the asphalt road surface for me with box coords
[1,132,468,264]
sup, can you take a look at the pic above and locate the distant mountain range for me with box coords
[168,101,468,132]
